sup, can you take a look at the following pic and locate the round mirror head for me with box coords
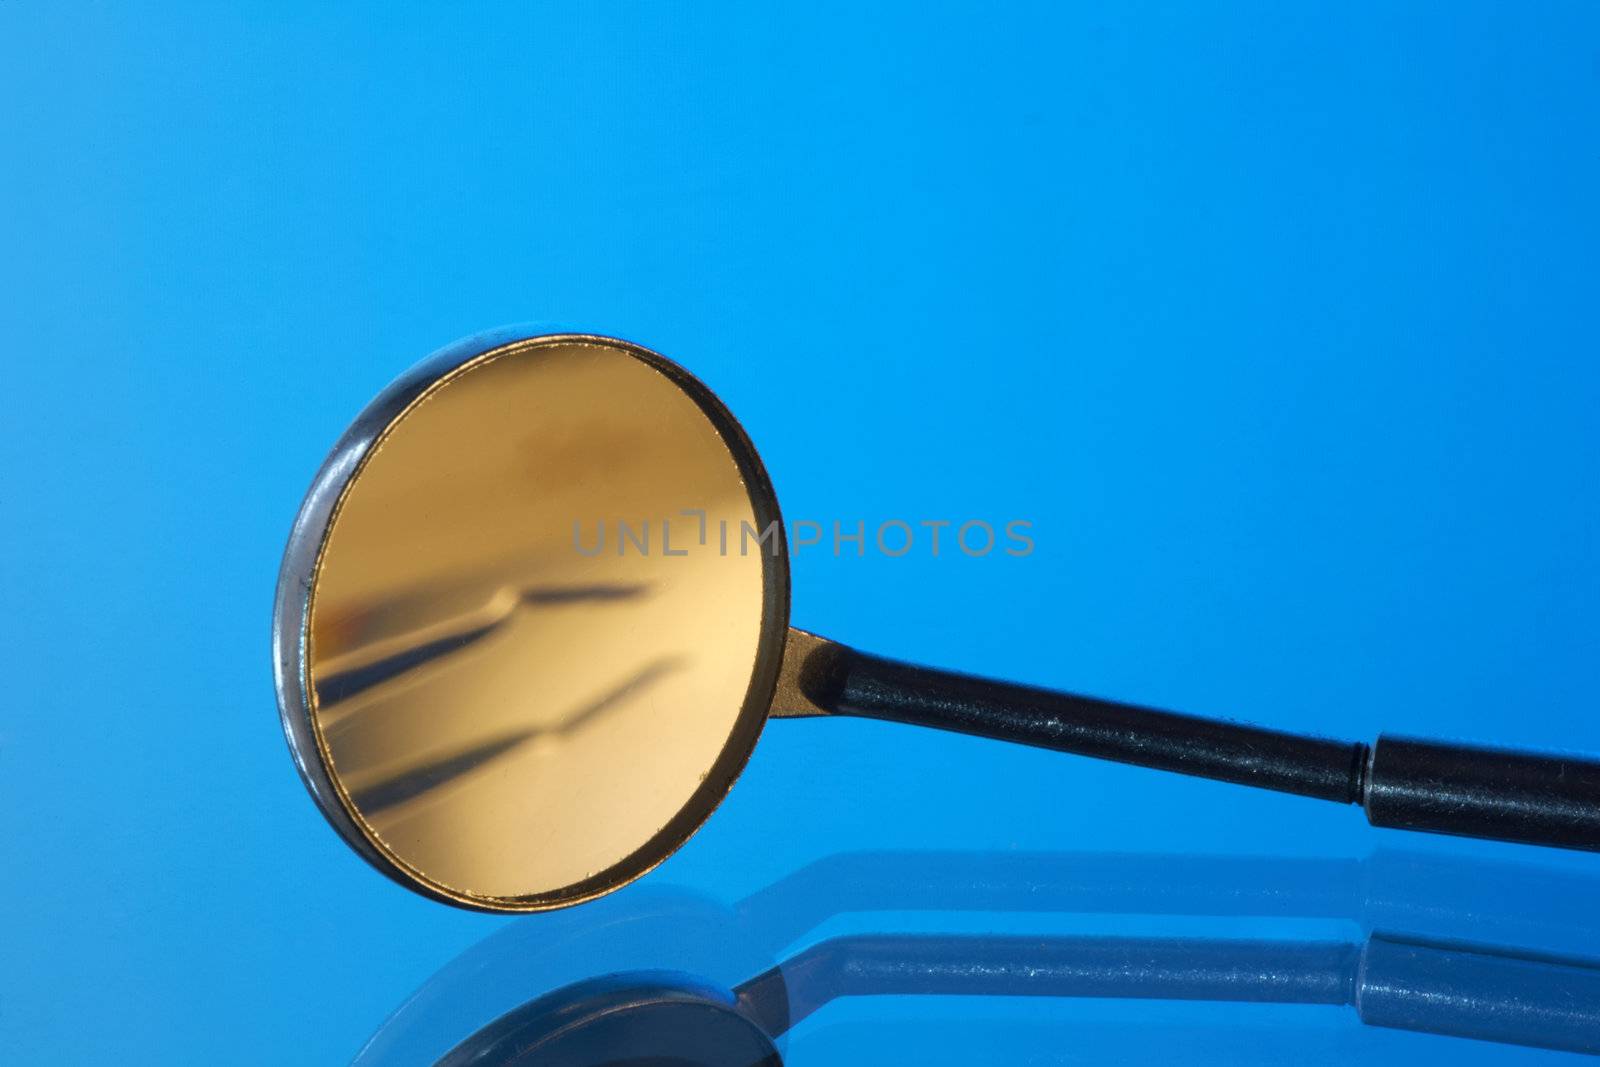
[274,333,790,911]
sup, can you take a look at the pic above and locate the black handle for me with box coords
[812,647,1600,853]
[1363,735,1600,850]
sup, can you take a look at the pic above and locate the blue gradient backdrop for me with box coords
[3,4,1598,1063]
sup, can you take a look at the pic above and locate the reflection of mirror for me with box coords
[276,330,1600,916]
[433,975,781,1067]
[355,847,1600,1066]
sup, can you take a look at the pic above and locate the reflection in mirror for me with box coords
[307,339,774,906]
[355,847,1600,1066]
[434,976,782,1067]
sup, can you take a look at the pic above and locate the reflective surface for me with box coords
[306,338,782,907]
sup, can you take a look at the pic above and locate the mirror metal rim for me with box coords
[272,329,792,912]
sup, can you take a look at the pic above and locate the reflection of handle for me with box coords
[800,640,1600,853]
[1358,935,1600,1056]
[736,933,1600,1055]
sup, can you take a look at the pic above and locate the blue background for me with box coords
[3,3,1598,1063]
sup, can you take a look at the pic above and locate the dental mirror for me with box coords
[275,331,1600,913]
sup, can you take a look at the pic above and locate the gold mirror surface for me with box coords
[307,339,771,907]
